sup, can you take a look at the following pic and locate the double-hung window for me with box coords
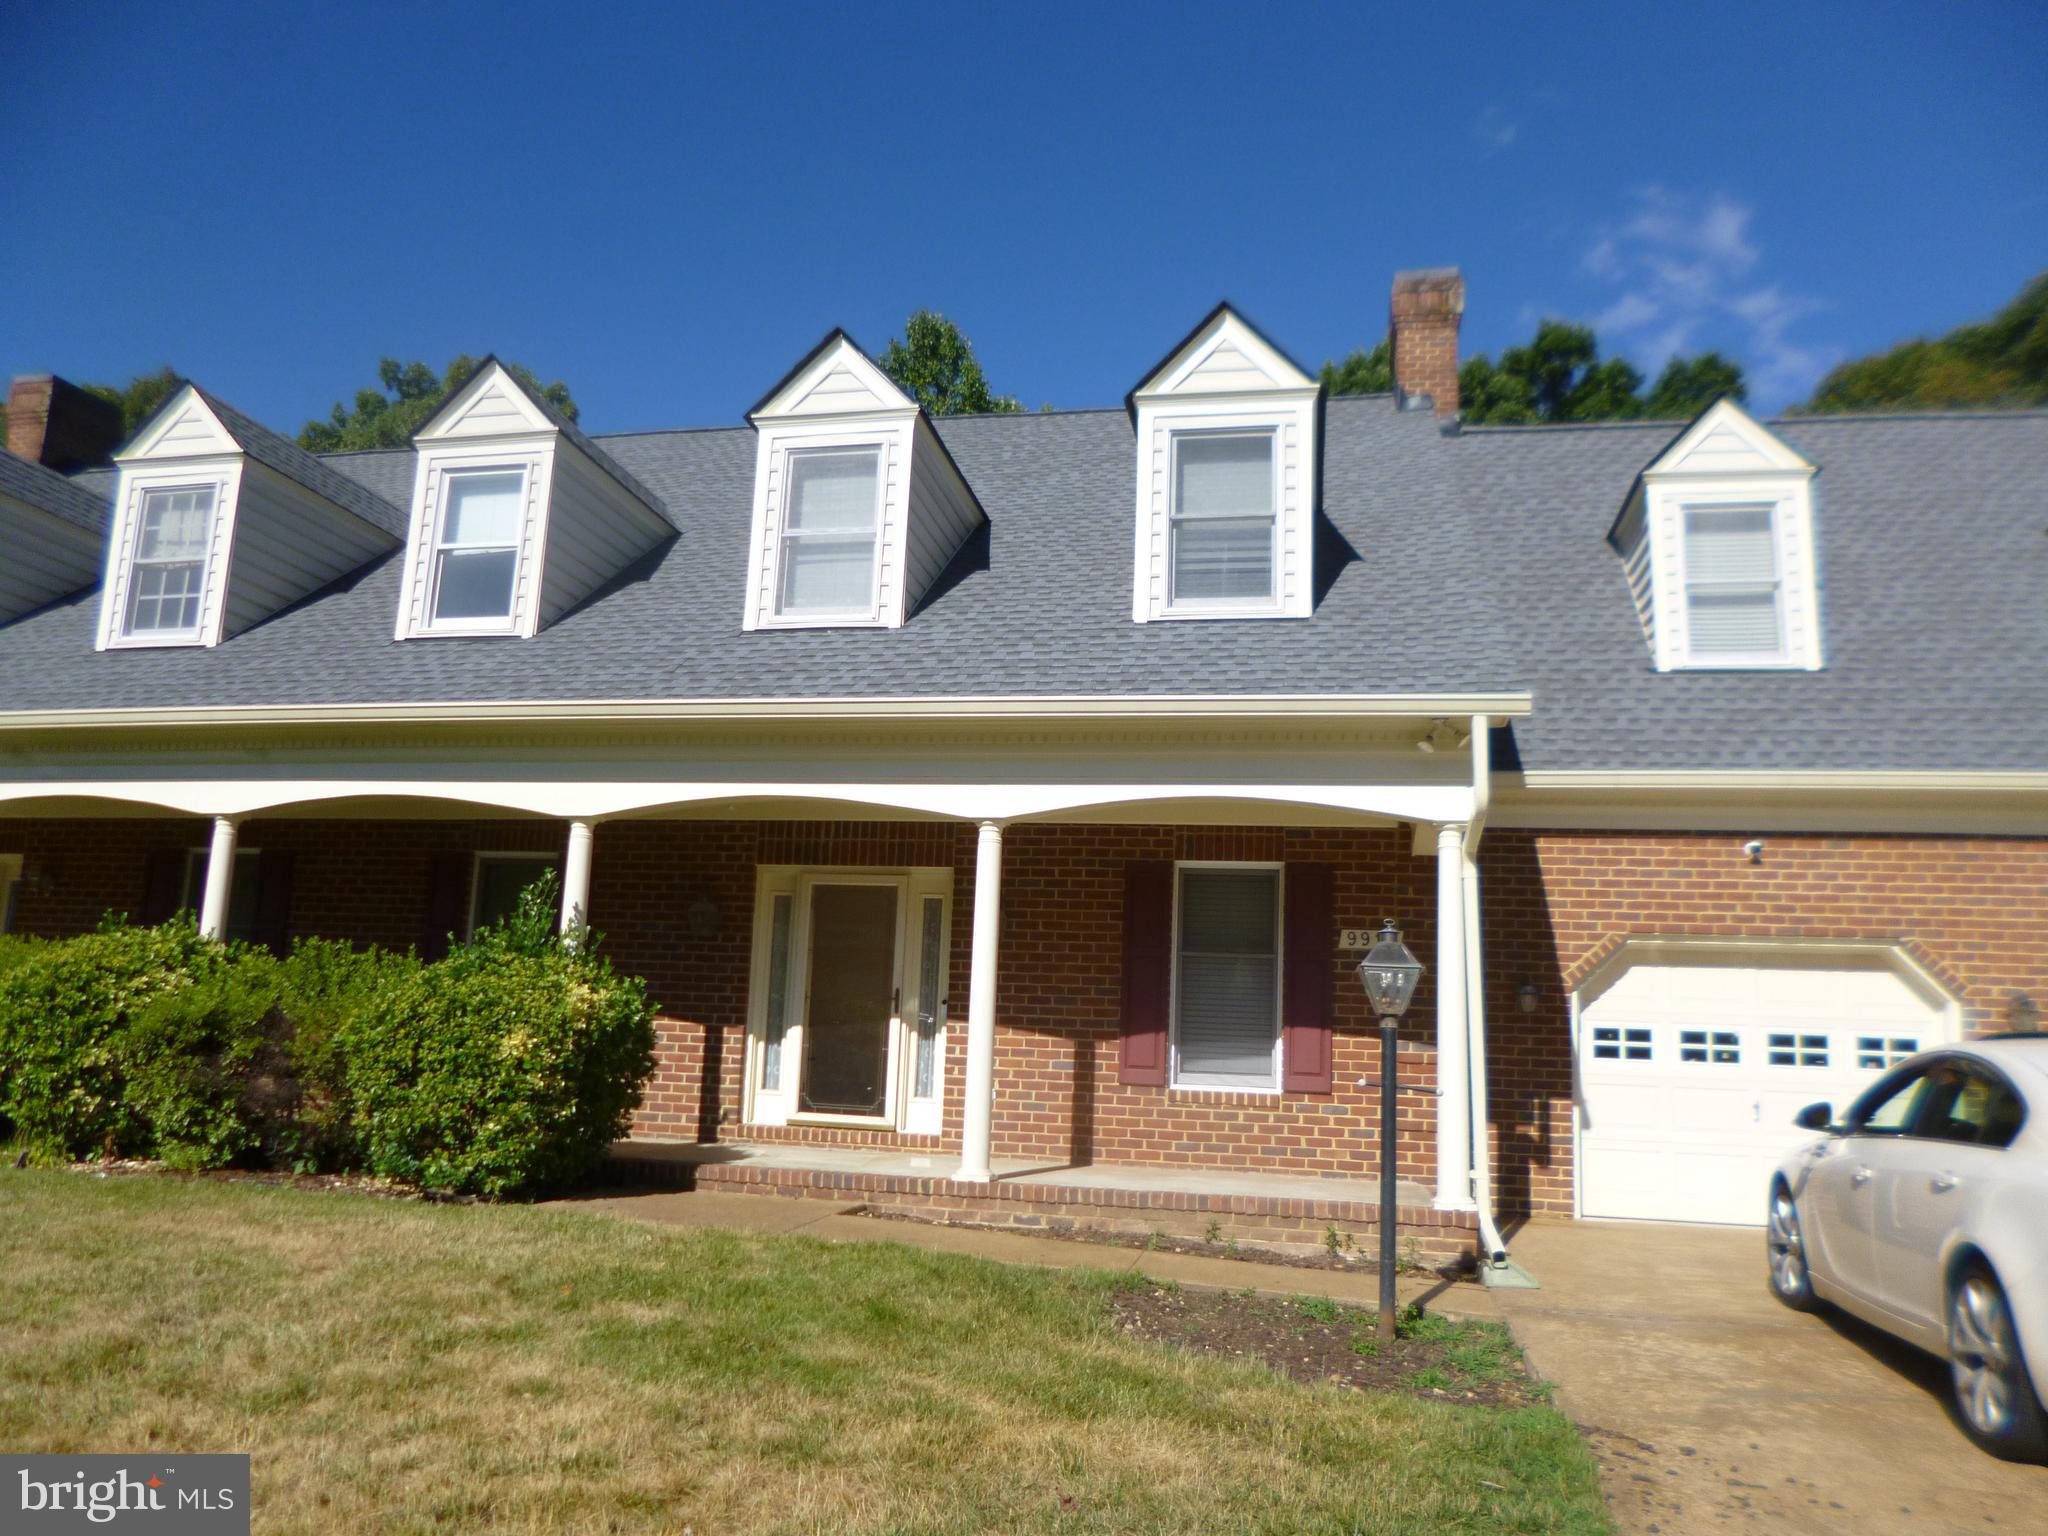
[1683,505,1783,661]
[123,486,216,639]
[1173,866,1282,1090]
[1169,432,1277,608]
[429,469,526,628]
[776,447,881,618]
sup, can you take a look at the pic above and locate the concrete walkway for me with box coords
[557,1187,1492,1317]
[1494,1219,2048,1535]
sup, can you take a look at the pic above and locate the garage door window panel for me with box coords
[1592,1026,1652,1062]
[1679,1029,1740,1064]
[1769,1032,1829,1068]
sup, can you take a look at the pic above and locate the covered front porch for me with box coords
[0,692,1524,1246]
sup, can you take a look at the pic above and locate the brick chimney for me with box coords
[1389,268,1465,415]
[6,374,125,471]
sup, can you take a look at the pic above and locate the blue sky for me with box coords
[3,1,2042,434]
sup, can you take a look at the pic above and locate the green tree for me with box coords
[85,367,184,437]
[298,357,577,451]
[1800,272,2048,413]
[1319,341,1393,395]
[1644,351,1747,417]
[1456,319,1745,425]
[878,311,1020,416]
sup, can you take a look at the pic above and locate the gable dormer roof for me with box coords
[739,330,985,632]
[1124,301,1319,418]
[418,357,672,526]
[397,358,673,641]
[191,387,409,538]
[0,450,110,623]
[0,448,109,536]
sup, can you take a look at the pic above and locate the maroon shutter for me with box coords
[420,852,470,960]
[1280,862,1336,1094]
[252,850,295,954]
[1119,860,1173,1085]
[140,848,184,925]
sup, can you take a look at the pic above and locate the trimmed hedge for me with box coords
[0,876,656,1196]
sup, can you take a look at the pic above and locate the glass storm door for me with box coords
[798,882,901,1117]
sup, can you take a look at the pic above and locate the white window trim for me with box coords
[1163,427,1284,617]
[395,442,552,642]
[1677,499,1790,667]
[1168,860,1285,1094]
[743,864,953,1131]
[466,850,558,938]
[119,483,220,643]
[99,464,240,651]
[750,431,895,630]
[420,463,532,637]
[768,442,887,624]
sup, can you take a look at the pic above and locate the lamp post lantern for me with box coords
[1357,918,1424,1341]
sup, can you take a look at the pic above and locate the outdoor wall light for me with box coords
[686,894,722,941]
[1516,981,1541,1014]
[1355,919,1423,1340]
[2007,991,2041,1034]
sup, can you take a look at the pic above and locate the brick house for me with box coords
[4,271,2046,1263]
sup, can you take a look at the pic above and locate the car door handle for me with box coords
[1850,1165,1873,1186]
[1932,1172,1960,1193]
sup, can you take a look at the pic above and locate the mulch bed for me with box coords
[856,1206,1469,1280]
[1111,1284,1548,1409]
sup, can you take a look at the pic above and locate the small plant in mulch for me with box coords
[1111,1284,1551,1408]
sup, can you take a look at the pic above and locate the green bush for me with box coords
[339,873,656,1197]
[122,938,419,1173]
[0,919,223,1158]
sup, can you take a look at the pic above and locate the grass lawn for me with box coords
[0,1171,1609,1535]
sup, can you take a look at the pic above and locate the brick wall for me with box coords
[9,814,2046,1219]
[1481,828,2048,1215]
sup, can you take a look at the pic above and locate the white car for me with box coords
[1767,1036,2048,1462]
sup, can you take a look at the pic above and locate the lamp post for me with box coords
[1358,918,1424,1342]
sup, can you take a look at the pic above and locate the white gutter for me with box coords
[1514,768,2048,793]
[0,691,1536,733]
[1463,715,1510,1268]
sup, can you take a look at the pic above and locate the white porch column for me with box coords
[197,816,239,940]
[1434,821,1474,1210]
[956,820,1005,1184]
[560,819,596,945]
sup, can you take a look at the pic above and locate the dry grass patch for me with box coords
[0,1171,1607,1534]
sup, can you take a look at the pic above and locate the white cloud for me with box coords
[1580,187,1834,405]
[1472,103,1519,152]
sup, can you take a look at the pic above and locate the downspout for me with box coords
[1464,716,1510,1267]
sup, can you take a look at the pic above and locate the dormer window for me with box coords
[123,486,216,638]
[776,445,883,618]
[1170,430,1278,607]
[1682,504,1783,661]
[98,383,403,651]
[428,467,527,628]
[396,359,671,642]
[1127,305,1320,623]
[743,332,984,631]
[1613,397,1822,672]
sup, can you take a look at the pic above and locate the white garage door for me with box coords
[1577,947,1953,1226]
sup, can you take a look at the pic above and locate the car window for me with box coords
[1918,1061,2027,1149]
[1850,1067,1931,1137]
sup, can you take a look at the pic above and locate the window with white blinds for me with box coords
[1169,432,1276,606]
[1173,866,1281,1089]
[1683,505,1783,658]
[777,447,881,616]
[124,486,216,637]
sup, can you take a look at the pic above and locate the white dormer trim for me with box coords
[396,362,563,641]
[1128,306,1319,623]
[1631,398,1822,673]
[744,334,936,631]
[97,389,244,650]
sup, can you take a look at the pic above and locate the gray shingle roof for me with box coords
[1,396,2044,775]
[192,387,410,540]
[0,449,110,535]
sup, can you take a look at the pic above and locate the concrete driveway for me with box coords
[1494,1219,2048,1535]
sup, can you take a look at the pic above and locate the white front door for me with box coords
[1576,948,1953,1226]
